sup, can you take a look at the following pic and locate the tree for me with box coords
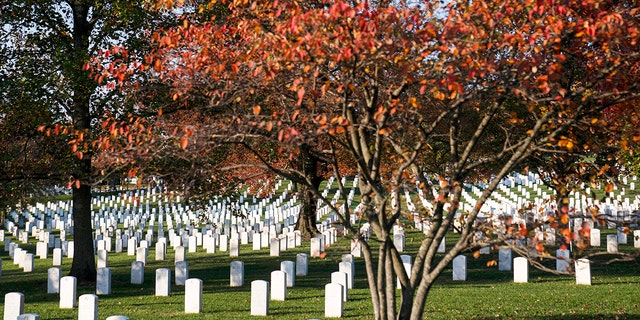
[0,65,70,225]
[0,0,185,282]
[115,0,640,318]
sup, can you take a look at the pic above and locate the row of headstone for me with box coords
[3,287,131,320]
[3,177,338,256]
[248,256,348,317]
[448,251,592,286]
[456,172,640,230]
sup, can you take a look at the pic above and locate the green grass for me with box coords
[1,228,639,319]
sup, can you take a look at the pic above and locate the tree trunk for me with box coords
[69,177,96,283]
[398,287,414,320]
[409,279,434,320]
[362,239,382,320]
[385,243,396,320]
[295,183,319,239]
[294,143,320,239]
[67,2,96,283]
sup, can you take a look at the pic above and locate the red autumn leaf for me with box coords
[604,183,614,194]
[180,137,188,150]
[296,87,305,106]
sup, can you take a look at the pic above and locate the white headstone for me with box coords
[331,271,348,302]
[78,294,98,320]
[131,261,144,284]
[127,238,136,256]
[513,257,528,283]
[174,246,186,263]
[634,230,640,248]
[280,261,295,287]
[229,238,239,257]
[175,261,188,286]
[136,247,147,265]
[452,255,466,281]
[240,232,249,245]
[437,237,446,253]
[252,234,261,251]
[575,258,591,285]
[617,229,628,244]
[155,268,171,296]
[339,261,354,289]
[16,314,40,320]
[115,238,123,253]
[295,253,308,277]
[36,242,47,259]
[351,239,362,257]
[3,292,25,320]
[22,253,34,272]
[67,241,74,258]
[188,236,197,253]
[394,254,411,289]
[250,280,270,316]
[590,229,601,247]
[13,247,23,266]
[324,283,344,318]
[606,234,618,253]
[184,278,203,313]
[96,268,112,295]
[556,249,570,272]
[47,267,61,294]
[310,237,322,257]
[97,249,108,269]
[155,242,166,261]
[269,238,280,257]
[59,276,77,308]
[4,239,12,253]
[270,270,287,301]
[341,254,354,264]
[260,232,269,248]
[52,248,62,266]
[394,234,405,252]
[205,235,217,254]
[498,247,512,271]
[230,260,244,287]
[219,235,228,252]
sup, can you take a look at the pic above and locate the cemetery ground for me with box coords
[1,226,639,319]
[2,177,640,319]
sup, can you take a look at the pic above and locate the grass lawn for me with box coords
[1,226,639,319]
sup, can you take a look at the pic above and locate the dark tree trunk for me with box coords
[67,1,96,283]
[70,179,96,283]
[296,183,320,239]
[294,143,321,239]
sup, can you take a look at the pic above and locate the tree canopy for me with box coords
[0,0,189,282]
[93,0,640,318]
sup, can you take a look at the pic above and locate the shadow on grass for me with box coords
[520,315,636,320]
